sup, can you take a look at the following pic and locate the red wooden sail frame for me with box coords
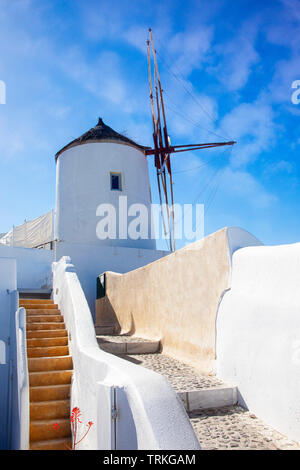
[146,29,236,252]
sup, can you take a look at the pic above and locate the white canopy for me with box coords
[0,210,54,249]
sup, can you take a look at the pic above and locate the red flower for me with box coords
[52,406,93,450]
[70,407,82,424]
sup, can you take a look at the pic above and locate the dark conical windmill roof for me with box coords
[55,118,148,159]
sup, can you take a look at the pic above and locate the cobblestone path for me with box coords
[121,351,300,450]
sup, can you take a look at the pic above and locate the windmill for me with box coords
[146,29,236,252]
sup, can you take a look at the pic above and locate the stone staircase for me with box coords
[20,297,73,450]
[96,331,300,450]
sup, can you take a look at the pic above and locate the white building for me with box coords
[54,118,168,314]
[55,118,155,250]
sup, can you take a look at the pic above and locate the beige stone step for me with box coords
[29,370,73,387]
[27,322,66,331]
[20,299,54,305]
[27,329,68,339]
[22,303,58,309]
[27,346,69,358]
[28,355,73,372]
[26,309,61,315]
[30,384,71,402]
[27,337,68,347]
[95,325,117,335]
[27,315,63,324]
[30,418,71,442]
[178,386,238,412]
[30,399,70,420]
[30,438,72,450]
[97,336,161,354]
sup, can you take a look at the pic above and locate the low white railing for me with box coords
[53,256,200,450]
[9,291,29,450]
[15,306,30,449]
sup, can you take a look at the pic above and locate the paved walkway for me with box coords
[121,351,300,450]
[120,352,224,392]
[190,406,300,450]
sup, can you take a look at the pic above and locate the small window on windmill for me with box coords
[110,172,122,191]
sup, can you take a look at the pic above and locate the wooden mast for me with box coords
[147,37,171,248]
[149,29,176,251]
[146,28,236,252]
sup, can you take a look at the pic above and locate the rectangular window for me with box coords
[110,172,122,191]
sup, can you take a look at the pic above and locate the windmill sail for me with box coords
[146,29,236,251]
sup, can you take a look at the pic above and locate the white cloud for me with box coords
[123,26,149,54]
[221,167,277,209]
[80,0,125,41]
[219,100,276,166]
[166,91,219,141]
[0,110,54,160]
[264,0,300,106]
[122,24,214,81]
[57,47,137,113]
[211,18,260,91]
[268,55,300,104]
[172,157,276,211]
[281,0,300,23]
[167,26,213,77]
[264,160,293,176]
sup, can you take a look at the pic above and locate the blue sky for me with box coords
[0,0,299,250]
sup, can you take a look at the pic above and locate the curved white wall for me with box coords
[53,256,200,450]
[216,242,300,442]
[55,142,155,250]
[226,226,262,261]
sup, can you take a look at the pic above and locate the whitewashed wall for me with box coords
[0,257,17,449]
[0,245,53,290]
[216,242,300,442]
[55,241,168,317]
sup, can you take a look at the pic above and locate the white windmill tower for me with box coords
[54,118,156,253]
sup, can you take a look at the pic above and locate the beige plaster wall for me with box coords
[96,228,232,374]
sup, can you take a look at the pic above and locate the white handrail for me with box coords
[15,307,29,450]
